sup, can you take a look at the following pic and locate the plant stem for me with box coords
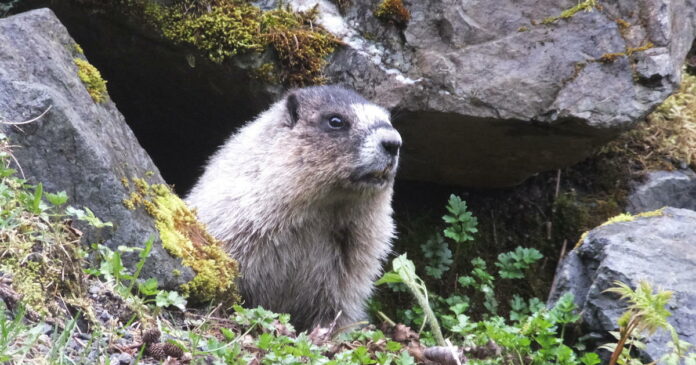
[403,279,446,346]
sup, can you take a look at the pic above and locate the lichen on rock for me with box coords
[122,177,239,304]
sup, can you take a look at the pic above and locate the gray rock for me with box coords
[548,207,696,360]
[10,0,695,187]
[628,169,696,213]
[274,0,696,186]
[0,8,194,289]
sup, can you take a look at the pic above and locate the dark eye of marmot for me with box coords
[327,116,348,130]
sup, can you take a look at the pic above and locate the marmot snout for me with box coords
[186,85,401,330]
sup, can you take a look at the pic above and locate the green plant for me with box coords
[377,254,446,346]
[378,194,598,362]
[443,194,478,244]
[0,303,44,363]
[420,234,452,279]
[495,246,543,279]
[600,281,695,365]
[86,239,187,312]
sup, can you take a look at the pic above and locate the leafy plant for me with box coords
[600,280,695,365]
[495,246,543,279]
[442,194,478,244]
[86,238,187,312]
[420,234,452,279]
[376,254,446,346]
[378,194,598,362]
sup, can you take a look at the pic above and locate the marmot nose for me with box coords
[381,139,401,157]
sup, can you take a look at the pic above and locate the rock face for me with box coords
[548,208,696,360]
[0,8,194,289]
[628,169,696,213]
[273,0,696,186]
[7,1,696,189]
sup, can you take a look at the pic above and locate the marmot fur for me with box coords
[186,85,402,330]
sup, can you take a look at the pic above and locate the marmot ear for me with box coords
[286,92,299,128]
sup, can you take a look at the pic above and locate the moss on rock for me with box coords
[122,177,239,304]
[141,0,339,85]
[74,58,108,103]
[374,0,410,27]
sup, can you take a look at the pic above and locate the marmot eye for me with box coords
[328,116,346,129]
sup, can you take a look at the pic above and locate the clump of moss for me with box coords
[261,6,340,85]
[599,71,696,170]
[144,0,339,85]
[122,177,239,304]
[575,208,665,247]
[73,42,84,55]
[374,0,410,27]
[542,0,597,24]
[148,1,264,63]
[74,58,108,103]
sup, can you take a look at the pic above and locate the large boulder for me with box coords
[627,169,696,213]
[0,8,194,289]
[548,207,696,360]
[9,0,696,188]
[280,0,696,186]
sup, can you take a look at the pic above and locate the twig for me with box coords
[547,239,568,302]
[0,105,52,125]
[376,311,396,327]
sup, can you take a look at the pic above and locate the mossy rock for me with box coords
[122,177,239,304]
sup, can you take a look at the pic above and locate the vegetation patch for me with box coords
[0,136,91,319]
[122,177,239,304]
[374,0,410,27]
[542,0,598,24]
[143,0,340,85]
[575,208,664,247]
[73,58,108,103]
[600,71,696,171]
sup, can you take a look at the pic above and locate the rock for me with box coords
[627,169,696,213]
[0,8,194,289]
[310,0,696,186]
[548,207,696,360]
[7,1,696,188]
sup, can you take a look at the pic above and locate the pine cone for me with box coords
[147,343,166,360]
[162,342,184,358]
[142,328,161,344]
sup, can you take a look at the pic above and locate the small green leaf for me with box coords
[375,272,403,285]
[45,191,68,206]
[138,278,159,296]
[580,352,601,365]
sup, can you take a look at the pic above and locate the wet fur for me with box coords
[186,86,400,330]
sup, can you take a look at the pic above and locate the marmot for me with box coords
[186,85,402,330]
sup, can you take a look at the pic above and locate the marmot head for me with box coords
[280,85,402,193]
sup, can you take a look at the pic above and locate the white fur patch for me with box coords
[351,103,391,127]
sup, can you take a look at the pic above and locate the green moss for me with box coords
[74,58,108,103]
[122,177,239,304]
[73,42,84,55]
[143,0,339,85]
[374,0,410,27]
[260,6,340,85]
[542,0,597,24]
[575,208,665,247]
[599,71,696,170]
